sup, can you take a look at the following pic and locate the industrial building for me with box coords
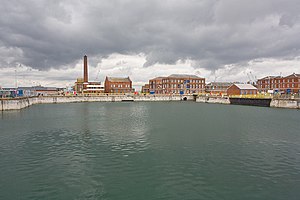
[205,82,233,95]
[227,84,258,96]
[149,74,205,94]
[257,73,300,94]
[104,77,133,93]
[74,55,104,94]
[141,84,150,93]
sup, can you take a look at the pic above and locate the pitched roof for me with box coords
[258,76,281,80]
[168,74,201,79]
[150,77,165,81]
[106,77,131,82]
[284,73,300,78]
[234,84,257,90]
[206,82,233,86]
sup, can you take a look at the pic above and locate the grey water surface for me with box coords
[0,102,299,200]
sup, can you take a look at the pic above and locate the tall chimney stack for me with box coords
[83,55,88,83]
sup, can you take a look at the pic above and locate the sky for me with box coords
[0,0,300,89]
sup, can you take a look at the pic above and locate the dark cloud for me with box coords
[0,0,300,71]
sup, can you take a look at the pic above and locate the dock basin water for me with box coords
[0,102,300,200]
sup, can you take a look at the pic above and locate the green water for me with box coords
[0,102,300,200]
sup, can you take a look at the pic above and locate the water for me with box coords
[0,102,300,200]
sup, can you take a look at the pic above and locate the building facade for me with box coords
[205,82,233,94]
[257,73,300,94]
[149,77,164,94]
[104,77,133,93]
[227,84,258,96]
[149,74,205,94]
[74,78,84,93]
[141,84,150,93]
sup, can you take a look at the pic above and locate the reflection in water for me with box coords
[1,109,22,120]
[100,103,150,154]
[80,103,91,136]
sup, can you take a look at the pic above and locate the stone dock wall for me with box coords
[196,96,300,109]
[0,95,194,111]
[196,96,230,104]
[1,95,299,111]
[196,96,299,109]
[270,99,300,109]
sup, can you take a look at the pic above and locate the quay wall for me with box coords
[196,96,299,109]
[1,98,32,111]
[270,99,300,109]
[1,95,193,111]
[196,96,230,104]
[1,95,299,111]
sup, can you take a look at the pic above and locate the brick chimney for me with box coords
[84,55,88,83]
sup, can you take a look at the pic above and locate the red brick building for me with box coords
[205,82,233,94]
[141,84,150,93]
[104,77,133,93]
[149,77,164,94]
[227,84,258,96]
[257,73,300,94]
[149,74,205,94]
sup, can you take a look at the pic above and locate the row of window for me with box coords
[159,90,203,94]
[164,84,204,89]
[163,79,204,83]
[259,83,300,88]
[110,89,132,93]
[259,78,300,84]
[110,84,131,88]
[240,90,256,95]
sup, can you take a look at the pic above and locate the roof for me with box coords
[206,82,233,86]
[234,84,257,90]
[33,86,57,91]
[168,74,201,79]
[284,73,300,78]
[258,76,281,80]
[150,77,165,81]
[106,77,131,82]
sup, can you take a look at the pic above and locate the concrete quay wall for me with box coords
[196,96,230,104]
[1,95,193,111]
[270,99,300,109]
[196,96,300,109]
[1,97,32,111]
[2,95,299,111]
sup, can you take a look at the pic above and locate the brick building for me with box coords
[74,56,104,94]
[141,84,150,93]
[104,77,133,93]
[149,77,164,94]
[257,73,300,94]
[149,74,205,94]
[205,82,233,94]
[227,84,258,96]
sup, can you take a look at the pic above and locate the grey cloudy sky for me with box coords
[0,0,300,87]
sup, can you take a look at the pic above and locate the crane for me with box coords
[95,69,100,82]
